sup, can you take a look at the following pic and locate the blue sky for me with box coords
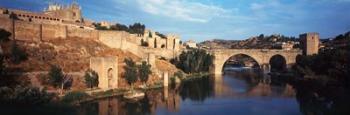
[0,0,350,42]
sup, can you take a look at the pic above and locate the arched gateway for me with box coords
[208,49,302,74]
[90,57,118,90]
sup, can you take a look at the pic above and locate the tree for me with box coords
[9,12,19,20]
[0,54,4,74]
[128,23,145,34]
[171,49,213,74]
[138,61,151,86]
[0,29,11,42]
[48,65,72,94]
[48,65,64,88]
[10,42,28,64]
[84,69,99,89]
[124,58,138,90]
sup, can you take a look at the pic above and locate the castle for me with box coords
[0,2,182,59]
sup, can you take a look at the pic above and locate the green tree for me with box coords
[0,54,5,74]
[124,58,138,90]
[138,61,151,86]
[48,65,64,88]
[9,12,19,20]
[171,49,213,74]
[0,29,11,42]
[10,42,28,64]
[84,69,99,89]
[128,23,145,34]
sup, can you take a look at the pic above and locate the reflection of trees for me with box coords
[179,76,213,102]
[121,96,152,115]
[294,82,350,115]
[77,102,99,115]
[224,69,263,88]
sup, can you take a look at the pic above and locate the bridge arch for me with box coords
[222,53,261,71]
[269,54,287,72]
[209,49,302,75]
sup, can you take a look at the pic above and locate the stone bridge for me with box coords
[208,49,302,74]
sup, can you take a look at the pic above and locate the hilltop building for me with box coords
[184,40,197,48]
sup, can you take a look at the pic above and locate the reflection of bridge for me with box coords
[212,76,295,97]
[208,49,302,74]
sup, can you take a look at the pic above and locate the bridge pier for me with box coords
[260,64,271,74]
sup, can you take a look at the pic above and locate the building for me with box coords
[184,40,197,48]
[300,32,320,55]
[100,21,111,28]
[45,2,82,23]
[1,2,86,26]
[281,42,294,50]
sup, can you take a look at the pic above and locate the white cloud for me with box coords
[250,3,265,11]
[136,0,229,23]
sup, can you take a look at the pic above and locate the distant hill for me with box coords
[198,34,298,49]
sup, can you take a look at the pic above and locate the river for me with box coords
[4,67,348,115]
[76,68,302,115]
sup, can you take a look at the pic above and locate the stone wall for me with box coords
[67,26,98,40]
[0,16,182,59]
[0,15,12,33]
[41,23,67,41]
[14,20,41,41]
[90,57,118,90]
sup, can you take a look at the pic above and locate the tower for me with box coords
[300,32,319,55]
[70,1,82,22]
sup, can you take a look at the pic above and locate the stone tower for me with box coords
[45,1,82,22]
[69,1,82,22]
[300,32,319,55]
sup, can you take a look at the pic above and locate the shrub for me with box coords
[10,42,28,64]
[0,54,4,74]
[84,69,99,89]
[0,86,54,105]
[174,71,184,79]
[138,61,151,85]
[124,58,138,87]
[61,91,90,103]
[0,29,11,42]
[48,65,64,88]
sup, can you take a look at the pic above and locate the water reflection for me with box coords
[77,68,302,115]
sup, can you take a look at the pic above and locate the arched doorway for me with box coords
[107,68,113,88]
[269,55,287,72]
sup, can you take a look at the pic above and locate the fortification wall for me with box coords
[98,30,142,56]
[142,48,180,59]
[41,23,66,41]
[14,20,41,41]
[67,26,98,40]
[0,16,181,59]
[98,31,126,49]
[0,16,12,33]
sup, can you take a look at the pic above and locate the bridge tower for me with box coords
[300,33,319,55]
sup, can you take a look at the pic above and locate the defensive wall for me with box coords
[0,16,181,59]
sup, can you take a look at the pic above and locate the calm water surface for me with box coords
[77,68,301,115]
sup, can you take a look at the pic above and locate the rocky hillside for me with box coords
[2,37,140,73]
[1,37,183,89]
[199,34,298,49]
